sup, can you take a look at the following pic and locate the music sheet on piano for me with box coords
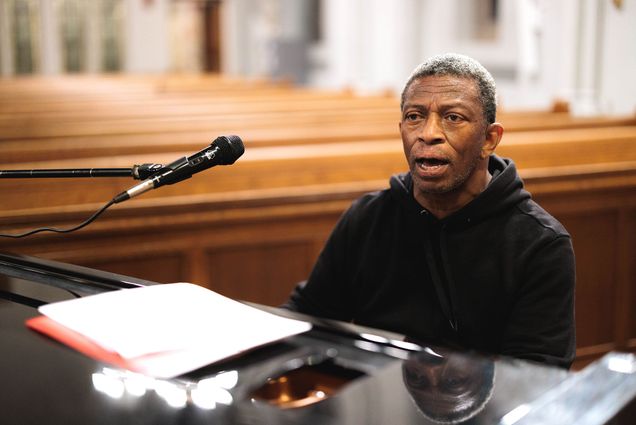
[30,282,312,378]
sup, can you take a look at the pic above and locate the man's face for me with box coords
[402,349,494,422]
[400,75,494,207]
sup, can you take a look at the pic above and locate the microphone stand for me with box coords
[0,163,169,238]
[0,163,165,180]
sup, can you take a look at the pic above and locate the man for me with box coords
[284,53,576,369]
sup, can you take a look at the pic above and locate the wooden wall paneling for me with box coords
[204,240,315,307]
[185,247,211,288]
[623,209,636,351]
[558,212,619,358]
[194,209,342,306]
[529,173,636,367]
[81,253,185,284]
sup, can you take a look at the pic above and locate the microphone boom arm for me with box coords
[0,163,167,180]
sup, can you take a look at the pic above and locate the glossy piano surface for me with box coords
[1,252,634,425]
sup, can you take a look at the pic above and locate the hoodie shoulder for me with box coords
[516,200,570,238]
[490,156,569,237]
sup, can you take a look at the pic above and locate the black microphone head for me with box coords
[213,135,245,165]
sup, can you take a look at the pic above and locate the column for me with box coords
[0,0,13,75]
[123,0,170,73]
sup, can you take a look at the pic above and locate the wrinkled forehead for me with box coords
[403,75,481,107]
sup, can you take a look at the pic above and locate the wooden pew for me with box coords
[0,88,397,119]
[0,73,282,100]
[1,85,633,167]
[1,75,633,141]
[2,125,636,210]
[1,110,634,164]
[1,92,633,141]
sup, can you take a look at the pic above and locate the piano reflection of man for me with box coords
[402,346,495,424]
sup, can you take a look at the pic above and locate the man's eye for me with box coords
[405,113,421,121]
[446,113,463,122]
[441,375,469,394]
[404,369,431,390]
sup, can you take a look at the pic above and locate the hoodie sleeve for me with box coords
[282,203,356,322]
[500,234,576,369]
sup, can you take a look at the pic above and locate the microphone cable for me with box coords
[0,198,115,238]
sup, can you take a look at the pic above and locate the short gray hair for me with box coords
[400,53,498,125]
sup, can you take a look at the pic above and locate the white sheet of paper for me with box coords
[38,283,311,377]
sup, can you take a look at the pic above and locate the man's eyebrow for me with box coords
[402,103,427,111]
[438,100,474,110]
[403,100,473,111]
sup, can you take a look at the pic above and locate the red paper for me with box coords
[26,315,132,370]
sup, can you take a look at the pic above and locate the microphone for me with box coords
[113,135,244,204]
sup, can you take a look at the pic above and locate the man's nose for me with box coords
[419,114,444,144]
[425,364,444,388]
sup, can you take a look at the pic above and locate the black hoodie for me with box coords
[285,155,576,368]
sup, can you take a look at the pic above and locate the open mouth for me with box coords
[414,156,450,177]
[417,157,449,167]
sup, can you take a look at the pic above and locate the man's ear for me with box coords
[481,123,504,159]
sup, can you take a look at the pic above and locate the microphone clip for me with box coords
[132,158,188,181]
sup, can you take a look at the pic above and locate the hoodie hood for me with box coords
[389,155,531,226]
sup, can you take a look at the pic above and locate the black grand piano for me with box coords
[1,252,634,424]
